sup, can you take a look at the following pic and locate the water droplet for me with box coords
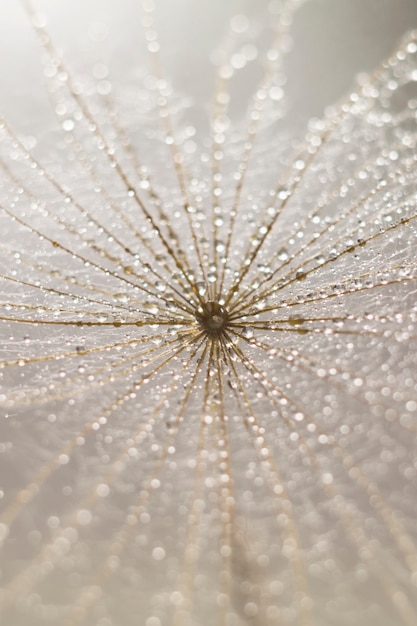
[241,327,254,339]
[62,118,75,131]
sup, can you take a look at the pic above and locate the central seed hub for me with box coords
[196,301,229,336]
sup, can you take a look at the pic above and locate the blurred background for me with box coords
[1,0,417,130]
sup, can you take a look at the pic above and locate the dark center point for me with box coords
[196,301,229,336]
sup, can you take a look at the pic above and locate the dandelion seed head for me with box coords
[195,300,230,337]
[1,1,417,626]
